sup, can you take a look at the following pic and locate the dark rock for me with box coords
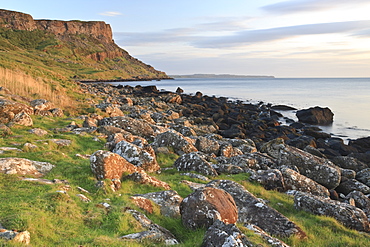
[346,191,370,219]
[180,187,238,229]
[356,168,370,187]
[348,136,370,153]
[335,179,370,196]
[207,180,306,239]
[296,106,334,125]
[202,220,253,247]
[249,169,286,192]
[303,129,331,139]
[294,191,370,232]
[326,138,358,156]
[271,105,297,111]
[348,152,370,165]
[331,156,368,172]
[286,135,317,150]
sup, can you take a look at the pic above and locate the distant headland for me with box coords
[170,74,275,79]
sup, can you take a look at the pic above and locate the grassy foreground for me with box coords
[0,116,369,246]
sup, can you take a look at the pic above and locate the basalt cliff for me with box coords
[0,9,170,81]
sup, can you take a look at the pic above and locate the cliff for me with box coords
[0,9,170,80]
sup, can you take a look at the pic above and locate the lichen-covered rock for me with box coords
[228,138,257,154]
[249,169,286,191]
[294,191,370,232]
[356,168,370,187]
[134,190,183,217]
[9,112,33,126]
[202,220,253,247]
[0,157,54,177]
[125,172,171,190]
[180,187,238,229]
[152,129,197,155]
[0,99,33,124]
[219,143,243,158]
[194,136,220,155]
[207,180,306,239]
[0,229,30,245]
[29,128,48,136]
[346,191,370,220]
[130,196,154,214]
[30,99,54,111]
[261,139,341,190]
[99,116,154,138]
[335,179,370,196]
[280,167,330,197]
[120,208,179,245]
[174,152,218,177]
[331,156,368,172]
[217,153,273,171]
[245,224,290,247]
[113,140,160,173]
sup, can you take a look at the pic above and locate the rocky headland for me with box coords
[1,81,370,245]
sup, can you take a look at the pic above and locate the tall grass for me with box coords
[0,67,73,108]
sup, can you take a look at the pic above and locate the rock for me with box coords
[130,196,154,214]
[113,140,160,173]
[0,157,54,177]
[164,94,182,104]
[180,187,238,229]
[9,112,33,126]
[245,224,290,247]
[0,99,33,124]
[296,106,334,125]
[134,190,183,217]
[331,156,368,172]
[207,180,306,238]
[0,229,31,245]
[50,108,64,117]
[48,139,72,147]
[29,128,48,136]
[249,169,286,192]
[294,191,370,232]
[0,123,12,136]
[24,143,38,150]
[181,172,210,181]
[219,143,243,158]
[228,138,257,154]
[348,136,370,153]
[83,117,98,128]
[335,179,370,196]
[194,136,220,155]
[120,208,179,245]
[174,152,218,177]
[99,116,154,138]
[152,129,197,155]
[346,191,370,219]
[30,99,54,111]
[356,168,370,187]
[125,172,171,190]
[76,194,91,202]
[280,167,330,197]
[286,135,317,150]
[202,220,253,247]
[261,139,341,190]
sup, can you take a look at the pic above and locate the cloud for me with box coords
[261,0,370,14]
[193,20,370,48]
[99,11,122,17]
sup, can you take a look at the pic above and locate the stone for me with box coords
[120,208,179,245]
[125,172,171,190]
[0,157,54,177]
[30,99,54,111]
[245,224,290,247]
[0,229,31,245]
[134,190,183,217]
[194,136,220,155]
[29,128,48,136]
[219,143,243,158]
[202,220,253,247]
[335,179,370,196]
[261,139,341,190]
[174,152,218,177]
[331,156,368,172]
[50,108,64,117]
[130,196,154,214]
[83,117,98,128]
[207,180,306,238]
[249,169,286,192]
[296,106,334,125]
[113,140,160,173]
[48,139,72,146]
[346,191,370,219]
[294,191,370,232]
[180,187,238,229]
[348,136,370,153]
[9,112,33,126]
[152,129,197,155]
[99,116,154,138]
[0,123,12,136]
[356,168,370,187]
[0,99,33,124]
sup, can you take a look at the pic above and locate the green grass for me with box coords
[0,116,369,246]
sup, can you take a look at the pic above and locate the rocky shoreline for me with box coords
[1,82,370,245]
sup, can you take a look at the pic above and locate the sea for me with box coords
[109,77,370,143]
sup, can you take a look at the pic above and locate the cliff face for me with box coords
[0,9,37,31]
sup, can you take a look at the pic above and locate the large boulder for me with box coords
[296,106,334,125]
[294,192,370,232]
[99,116,154,138]
[194,136,220,155]
[112,140,160,173]
[348,136,370,153]
[249,169,286,192]
[335,179,370,196]
[202,220,253,247]
[207,180,306,239]
[331,156,368,172]
[261,139,341,190]
[174,152,218,177]
[30,99,54,111]
[346,191,370,220]
[9,112,33,126]
[180,187,238,229]
[152,129,197,155]
[0,99,33,124]
[356,168,370,187]
[0,157,54,177]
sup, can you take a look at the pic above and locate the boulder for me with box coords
[0,157,54,177]
[120,208,179,245]
[219,143,243,158]
[134,190,183,217]
[207,180,306,238]
[30,99,54,111]
[261,139,341,190]
[356,168,370,187]
[331,156,368,172]
[335,179,370,196]
[194,136,220,155]
[202,220,253,247]
[296,106,334,125]
[9,112,33,126]
[245,224,290,247]
[99,116,154,138]
[180,187,238,229]
[249,169,286,192]
[174,152,218,177]
[125,172,171,190]
[152,129,197,155]
[294,192,370,232]
[348,136,370,153]
[112,140,160,173]
[0,99,33,124]
[346,191,370,219]
[29,128,48,136]
[0,229,30,245]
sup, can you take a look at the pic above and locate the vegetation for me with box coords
[0,116,369,246]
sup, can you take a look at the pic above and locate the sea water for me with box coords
[110,77,370,142]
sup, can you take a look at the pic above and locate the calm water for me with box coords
[110,78,370,142]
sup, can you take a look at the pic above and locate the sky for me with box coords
[1,0,370,77]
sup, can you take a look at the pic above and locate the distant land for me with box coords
[170,74,275,79]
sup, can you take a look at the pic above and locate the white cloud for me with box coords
[99,11,122,17]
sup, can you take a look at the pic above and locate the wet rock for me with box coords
[207,180,306,239]
[0,157,54,177]
[174,152,218,177]
[180,187,238,229]
[152,129,197,155]
[120,208,179,245]
[202,220,253,247]
[294,191,370,232]
[348,136,370,153]
[335,179,370,196]
[261,139,341,190]
[134,190,183,217]
[113,140,159,173]
[296,106,334,125]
